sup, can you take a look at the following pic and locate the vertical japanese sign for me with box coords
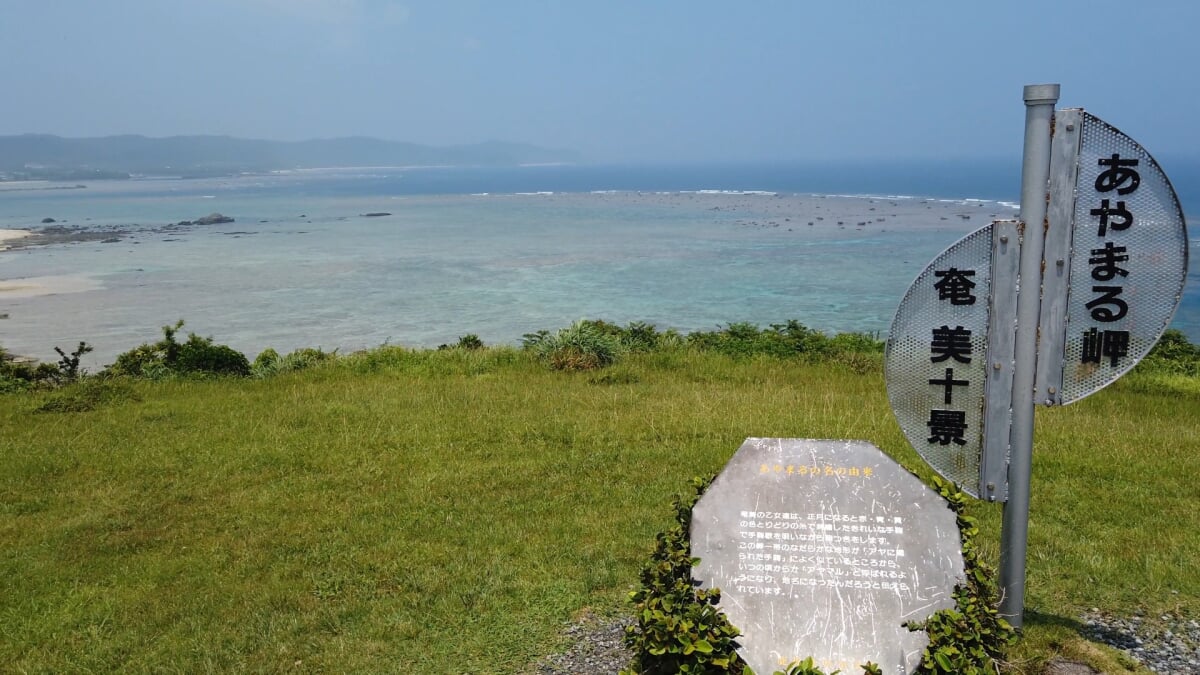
[884,223,1019,500]
[1037,111,1190,405]
[886,87,1188,627]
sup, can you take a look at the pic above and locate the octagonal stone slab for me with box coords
[691,438,964,675]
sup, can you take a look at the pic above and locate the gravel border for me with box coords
[535,609,1200,674]
[534,613,633,675]
[1082,610,1200,674]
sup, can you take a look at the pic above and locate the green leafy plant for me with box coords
[683,321,882,364]
[438,334,485,351]
[622,475,748,674]
[624,477,890,675]
[106,320,249,378]
[175,334,250,376]
[524,319,625,371]
[251,348,281,377]
[1134,328,1200,377]
[771,657,882,675]
[53,341,93,382]
[1,343,66,391]
[904,476,1016,675]
[251,347,335,378]
[34,379,139,413]
[456,333,484,350]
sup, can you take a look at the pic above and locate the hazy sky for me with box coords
[4,0,1198,163]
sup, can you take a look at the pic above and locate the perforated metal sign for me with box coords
[885,221,1020,500]
[1037,110,1190,405]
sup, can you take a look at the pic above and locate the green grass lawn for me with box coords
[1,347,1196,673]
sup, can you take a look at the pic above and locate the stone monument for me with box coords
[691,438,964,674]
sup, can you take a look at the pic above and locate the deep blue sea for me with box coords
[1,161,1196,366]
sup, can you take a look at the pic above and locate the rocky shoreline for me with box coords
[0,212,239,250]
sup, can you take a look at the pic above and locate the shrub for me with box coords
[175,335,251,376]
[456,334,484,350]
[341,345,418,374]
[35,380,139,413]
[439,334,485,351]
[252,347,335,379]
[1,341,88,390]
[619,321,661,352]
[625,475,1009,675]
[53,342,93,382]
[281,347,332,373]
[622,476,747,674]
[904,476,1016,674]
[251,348,281,377]
[1135,328,1200,377]
[685,321,797,359]
[526,320,625,371]
[106,320,249,378]
[683,321,883,361]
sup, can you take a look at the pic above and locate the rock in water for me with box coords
[194,211,234,224]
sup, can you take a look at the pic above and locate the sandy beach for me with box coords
[0,228,31,251]
[0,274,104,300]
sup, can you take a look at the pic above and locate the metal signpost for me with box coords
[884,84,1189,628]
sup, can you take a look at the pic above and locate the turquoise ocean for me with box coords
[1,162,1197,366]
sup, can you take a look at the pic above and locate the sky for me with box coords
[3,0,1199,164]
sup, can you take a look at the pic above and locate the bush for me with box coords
[1135,329,1200,377]
[251,348,281,376]
[35,379,140,413]
[1,341,93,390]
[624,475,1009,675]
[53,342,93,382]
[904,477,1016,674]
[252,347,334,378]
[438,334,485,351]
[176,335,251,376]
[684,321,882,362]
[106,321,249,378]
[687,321,793,358]
[456,334,485,350]
[622,476,748,674]
[524,320,625,371]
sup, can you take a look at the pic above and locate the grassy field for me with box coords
[1,345,1197,673]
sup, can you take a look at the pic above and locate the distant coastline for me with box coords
[0,134,582,182]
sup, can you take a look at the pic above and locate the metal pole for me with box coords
[999,83,1059,629]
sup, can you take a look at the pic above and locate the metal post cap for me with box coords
[1024,84,1061,105]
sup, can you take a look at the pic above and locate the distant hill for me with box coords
[0,134,582,180]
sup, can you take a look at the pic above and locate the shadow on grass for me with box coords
[1023,609,1087,634]
[1026,609,1138,650]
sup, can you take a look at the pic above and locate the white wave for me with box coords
[687,189,777,196]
